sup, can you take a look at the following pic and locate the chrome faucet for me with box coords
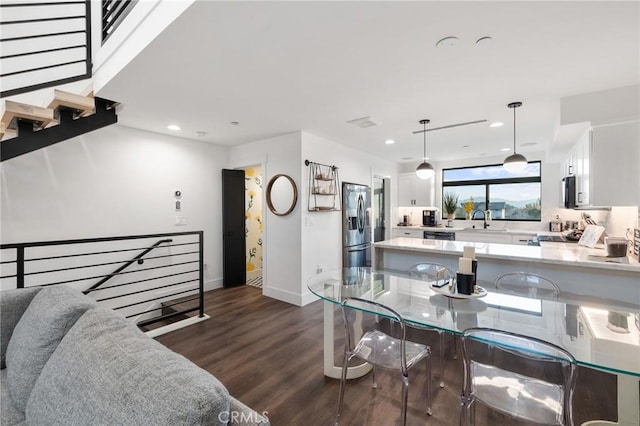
[471,210,490,229]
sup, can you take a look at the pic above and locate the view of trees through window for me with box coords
[442,162,542,221]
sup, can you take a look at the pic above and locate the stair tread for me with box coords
[2,100,54,130]
[48,89,95,116]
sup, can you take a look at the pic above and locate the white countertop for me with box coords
[394,225,539,235]
[375,237,640,273]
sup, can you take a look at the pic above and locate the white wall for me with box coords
[92,0,195,93]
[300,132,397,305]
[228,132,303,305]
[1,124,229,290]
[229,131,397,306]
[397,151,557,232]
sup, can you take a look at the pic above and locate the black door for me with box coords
[222,169,246,287]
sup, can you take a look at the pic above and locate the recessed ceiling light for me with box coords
[436,36,459,48]
[195,131,207,137]
[463,145,470,148]
[230,121,239,126]
[385,139,395,145]
[500,148,511,152]
[401,157,413,161]
[167,124,181,131]
[521,142,538,147]
[489,122,504,128]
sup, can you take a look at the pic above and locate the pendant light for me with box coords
[416,119,435,179]
[503,101,528,172]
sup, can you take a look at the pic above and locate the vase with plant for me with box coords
[443,191,459,220]
[463,197,475,220]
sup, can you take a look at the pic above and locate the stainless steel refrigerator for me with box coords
[342,182,372,268]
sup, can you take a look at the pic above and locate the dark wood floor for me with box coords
[156,286,617,425]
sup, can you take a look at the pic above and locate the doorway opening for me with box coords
[243,165,263,288]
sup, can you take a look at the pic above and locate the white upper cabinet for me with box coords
[590,121,640,206]
[574,131,590,206]
[398,172,434,207]
[563,121,640,207]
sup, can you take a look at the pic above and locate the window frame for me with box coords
[442,161,542,222]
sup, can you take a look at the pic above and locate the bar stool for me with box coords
[495,272,560,298]
[336,297,433,426]
[460,327,577,425]
[409,262,455,388]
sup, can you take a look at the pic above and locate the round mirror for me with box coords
[266,174,298,216]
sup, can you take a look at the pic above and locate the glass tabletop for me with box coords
[307,267,640,378]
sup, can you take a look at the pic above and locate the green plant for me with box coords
[442,191,459,215]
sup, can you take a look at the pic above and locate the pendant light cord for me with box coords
[423,121,427,162]
[513,105,517,154]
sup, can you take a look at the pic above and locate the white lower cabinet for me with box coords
[510,234,536,245]
[455,232,510,244]
[455,232,535,245]
[392,228,424,238]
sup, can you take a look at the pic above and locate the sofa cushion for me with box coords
[0,287,42,370]
[5,285,96,412]
[1,369,25,426]
[26,308,230,425]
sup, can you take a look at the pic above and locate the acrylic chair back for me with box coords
[336,297,432,425]
[495,272,560,298]
[461,327,577,426]
[409,262,453,286]
[408,262,455,388]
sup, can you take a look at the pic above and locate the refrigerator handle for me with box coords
[357,194,364,233]
[347,247,367,253]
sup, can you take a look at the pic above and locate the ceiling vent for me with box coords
[347,116,378,128]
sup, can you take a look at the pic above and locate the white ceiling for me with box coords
[99,1,640,163]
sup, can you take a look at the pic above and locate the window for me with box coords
[442,162,541,221]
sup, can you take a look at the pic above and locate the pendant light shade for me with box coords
[503,102,527,172]
[416,162,435,179]
[416,119,435,180]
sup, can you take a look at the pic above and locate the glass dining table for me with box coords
[307,267,640,426]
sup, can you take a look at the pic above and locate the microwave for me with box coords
[562,176,576,208]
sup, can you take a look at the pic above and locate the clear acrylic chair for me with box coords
[409,262,455,388]
[495,272,560,298]
[336,297,432,426]
[461,327,577,426]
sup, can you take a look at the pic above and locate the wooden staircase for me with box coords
[0,89,118,161]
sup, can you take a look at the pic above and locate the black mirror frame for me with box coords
[266,174,298,216]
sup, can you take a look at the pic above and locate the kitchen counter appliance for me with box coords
[342,182,371,268]
[536,234,579,243]
[422,209,437,226]
[424,230,455,241]
[562,175,577,208]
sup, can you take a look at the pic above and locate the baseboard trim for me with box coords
[144,314,210,338]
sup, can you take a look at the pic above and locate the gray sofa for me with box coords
[0,285,269,425]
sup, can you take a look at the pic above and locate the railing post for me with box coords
[16,246,24,289]
[85,0,92,75]
[199,231,204,318]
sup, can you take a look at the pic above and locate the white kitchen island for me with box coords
[374,237,640,305]
[374,237,640,425]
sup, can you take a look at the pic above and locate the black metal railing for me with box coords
[0,231,204,329]
[83,238,173,294]
[102,0,137,44]
[0,0,92,98]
